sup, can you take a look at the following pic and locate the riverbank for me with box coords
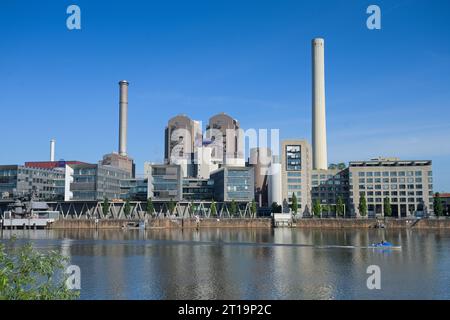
[49,218,273,230]
[44,217,450,230]
[293,218,450,229]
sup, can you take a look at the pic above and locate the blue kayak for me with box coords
[370,241,401,249]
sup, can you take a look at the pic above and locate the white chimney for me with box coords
[50,139,56,162]
[312,38,328,170]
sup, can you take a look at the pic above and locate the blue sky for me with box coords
[1,0,450,190]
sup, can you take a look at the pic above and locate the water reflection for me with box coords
[1,228,450,300]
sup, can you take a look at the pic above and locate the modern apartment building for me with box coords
[280,140,312,214]
[348,158,433,217]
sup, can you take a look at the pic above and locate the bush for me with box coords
[0,239,79,300]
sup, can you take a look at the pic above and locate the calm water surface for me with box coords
[1,228,450,300]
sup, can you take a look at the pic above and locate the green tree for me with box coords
[434,193,444,217]
[383,197,392,217]
[168,199,176,215]
[313,199,322,217]
[0,239,79,300]
[146,197,154,216]
[102,197,109,218]
[123,199,131,217]
[336,196,345,217]
[323,204,330,216]
[250,199,257,217]
[291,193,298,214]
[271,202,281,214]
[229,200,238,216]
[190,202,197,215]
[359,194,367,217]
[210,200,217,217]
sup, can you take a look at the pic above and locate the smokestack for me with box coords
[50,139,55,162]
[312,38,328,170]
[119,80,129,156]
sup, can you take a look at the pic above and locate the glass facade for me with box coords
[211,167,254,202]
[285,145,301,171]
[0,165,65,200]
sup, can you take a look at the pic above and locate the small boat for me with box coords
[369,241,401,250]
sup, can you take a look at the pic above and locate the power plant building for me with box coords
[206,113,245,167]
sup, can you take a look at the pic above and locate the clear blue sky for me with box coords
[1,0,450,190]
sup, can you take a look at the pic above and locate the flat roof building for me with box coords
[145,163,183,201]
[64,163,131,201]
[0,165,65,201]
[348,158,433,217]
[210,166,254,202]
[281,140,312,215]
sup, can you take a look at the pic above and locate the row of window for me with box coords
[357,184,428,190]
[354,171,431,177]
[356,177,431,184]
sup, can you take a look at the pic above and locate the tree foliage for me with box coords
[383,197,392,217]
[168,199,176,215]
[291,193,298,214]
[359,194,367,217]
[271,202,282,214]
[251,199,257,216]
[313,199,322,217]
[336,196,345,217]
[123,200,131,217]
[210,201,217,216]
[146,198,154,216]
[434,193,444,217]
[0,239,79,300]
[229,200,238,216]
[102,197,109,217]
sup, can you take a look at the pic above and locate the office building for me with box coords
[120,178,148,201]
[64,163,131,201]
[348,158,433,217]
[145,163,183,201]
[0,165,65,201]
[182,178,215,201]
[210,166,254,202]
[311,167,350,214]
[281,140,312,214]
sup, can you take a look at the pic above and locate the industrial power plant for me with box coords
[0,38,436,223]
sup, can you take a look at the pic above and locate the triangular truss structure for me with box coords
[48,201,257,220]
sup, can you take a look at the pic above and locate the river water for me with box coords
[1,228,450,300]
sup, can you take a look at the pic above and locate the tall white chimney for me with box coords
[312,38,328,170]
[50,139,55,162]
[119,80,129,156]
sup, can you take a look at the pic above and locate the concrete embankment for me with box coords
[293,218,450,229]
[50,218,272,230]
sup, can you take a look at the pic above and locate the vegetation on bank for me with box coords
[0,239,79,300]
